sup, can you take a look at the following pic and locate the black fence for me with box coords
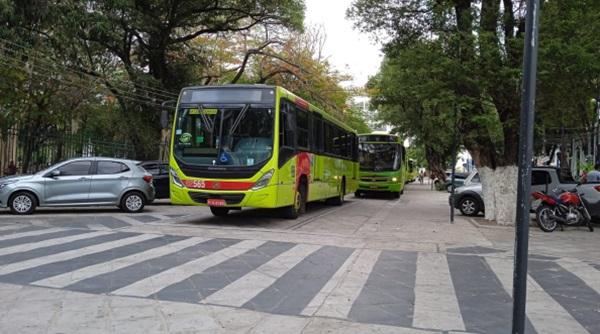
[1,127,135,176]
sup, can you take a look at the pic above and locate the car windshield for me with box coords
[173,105,274,167]
[359,143,401,171]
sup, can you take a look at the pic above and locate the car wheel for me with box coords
[9,191,37,215]
[458,196,480,216]
[210,207,230,217]
[120,191,145,213]
[282,181,307,219]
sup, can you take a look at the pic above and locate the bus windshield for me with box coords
[173,105,274,167]
[359,143,401,171]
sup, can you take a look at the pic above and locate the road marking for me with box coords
[33,237,207,288]
[301,249,361,316]
[310,249,379,318]
[151,241,295,303]
[0,227,65,241]
[348,250,418,327]
[0,230,111,256]
[558,259,600,294]
[529,259,600,333]
[413,252,465,331]
[0,233,152,276]
[202,244,321,307]
[0,225,27,232]
[243,245,354,315]
[486,257,588,334]
[112,239,266,297]
[447,254,536,333]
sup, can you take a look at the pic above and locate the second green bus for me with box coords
[356,133,407,198]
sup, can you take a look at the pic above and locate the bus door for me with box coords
[310,113,325,200]
[277,100,297,206]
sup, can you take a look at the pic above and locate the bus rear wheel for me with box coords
[327,179,345,206]
[282,182,307,219]
[210,207,230,217]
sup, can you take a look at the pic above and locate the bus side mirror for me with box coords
[160,100,176,129]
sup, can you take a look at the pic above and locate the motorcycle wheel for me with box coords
[587,221,594,232]
[536,205,558,232]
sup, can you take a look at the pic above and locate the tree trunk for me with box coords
[425,145,447,182]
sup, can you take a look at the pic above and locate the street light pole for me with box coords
[512,0,540,333]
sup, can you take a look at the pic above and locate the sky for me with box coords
[304,0,383,88]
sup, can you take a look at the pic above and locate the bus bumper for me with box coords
[170,184,279,208]
[357,181,402,193]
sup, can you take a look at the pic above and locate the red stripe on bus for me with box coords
[182,180,254,190]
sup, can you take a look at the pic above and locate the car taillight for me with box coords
[143,175,153,183]
[594,185,600,192]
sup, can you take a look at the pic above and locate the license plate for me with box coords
[207,199,226,207]
[370,185,378,189]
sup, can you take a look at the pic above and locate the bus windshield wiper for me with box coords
[229,104,250,136]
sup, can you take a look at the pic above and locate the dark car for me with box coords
[138,161,169,199]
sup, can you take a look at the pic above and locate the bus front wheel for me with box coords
[282,182,307,219]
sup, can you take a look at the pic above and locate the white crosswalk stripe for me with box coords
[485,256,589,334]
[301,249,361,316]
[0,225,27,232]
[33,237,208,288]
[0,234,157,276]
[0,231,112,256]
[312,249,380,318]
[413,252,465,331]
[202,244,321,307]
[0,227,66,241]
[558,259,600,294]
[113,239,266,297]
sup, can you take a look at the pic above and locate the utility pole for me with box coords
[512,0,540,333]
[450,106,459,223]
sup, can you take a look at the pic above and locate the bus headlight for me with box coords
[392,177,398,182]
[252,169,274,190]
[170,168,184,188]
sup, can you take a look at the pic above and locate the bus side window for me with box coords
[312,115,323,153]
[279,100,295,148]
[296,106,309,150]
[278,99,296,167]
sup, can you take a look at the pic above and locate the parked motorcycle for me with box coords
[532,187,594,232]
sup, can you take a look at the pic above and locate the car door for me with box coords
[154,164,170,199]
[44,160,93,204]
[88,161,131,203]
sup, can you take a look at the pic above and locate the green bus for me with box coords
[355,133,407,198]
[168,85,359,218]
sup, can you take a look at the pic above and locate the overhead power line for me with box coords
[0,54,173,110]
[0,37,179,100]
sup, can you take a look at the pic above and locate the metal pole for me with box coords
[512,0,540,333]
[450,107,459,223]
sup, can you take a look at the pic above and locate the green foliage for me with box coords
[350,0,600,170]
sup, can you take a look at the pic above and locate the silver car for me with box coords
[0,157,155,214]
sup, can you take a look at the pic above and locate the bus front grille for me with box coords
[188,192,245,205]
[360,177,389,182]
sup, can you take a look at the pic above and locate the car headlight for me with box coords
[170,168,184,188]
[252,169,274,190]
[0,181,15,191]
[391,177,398,182]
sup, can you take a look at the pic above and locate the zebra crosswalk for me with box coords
[0,225,598,333]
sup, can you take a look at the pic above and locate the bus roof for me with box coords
[179,84,356,134]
